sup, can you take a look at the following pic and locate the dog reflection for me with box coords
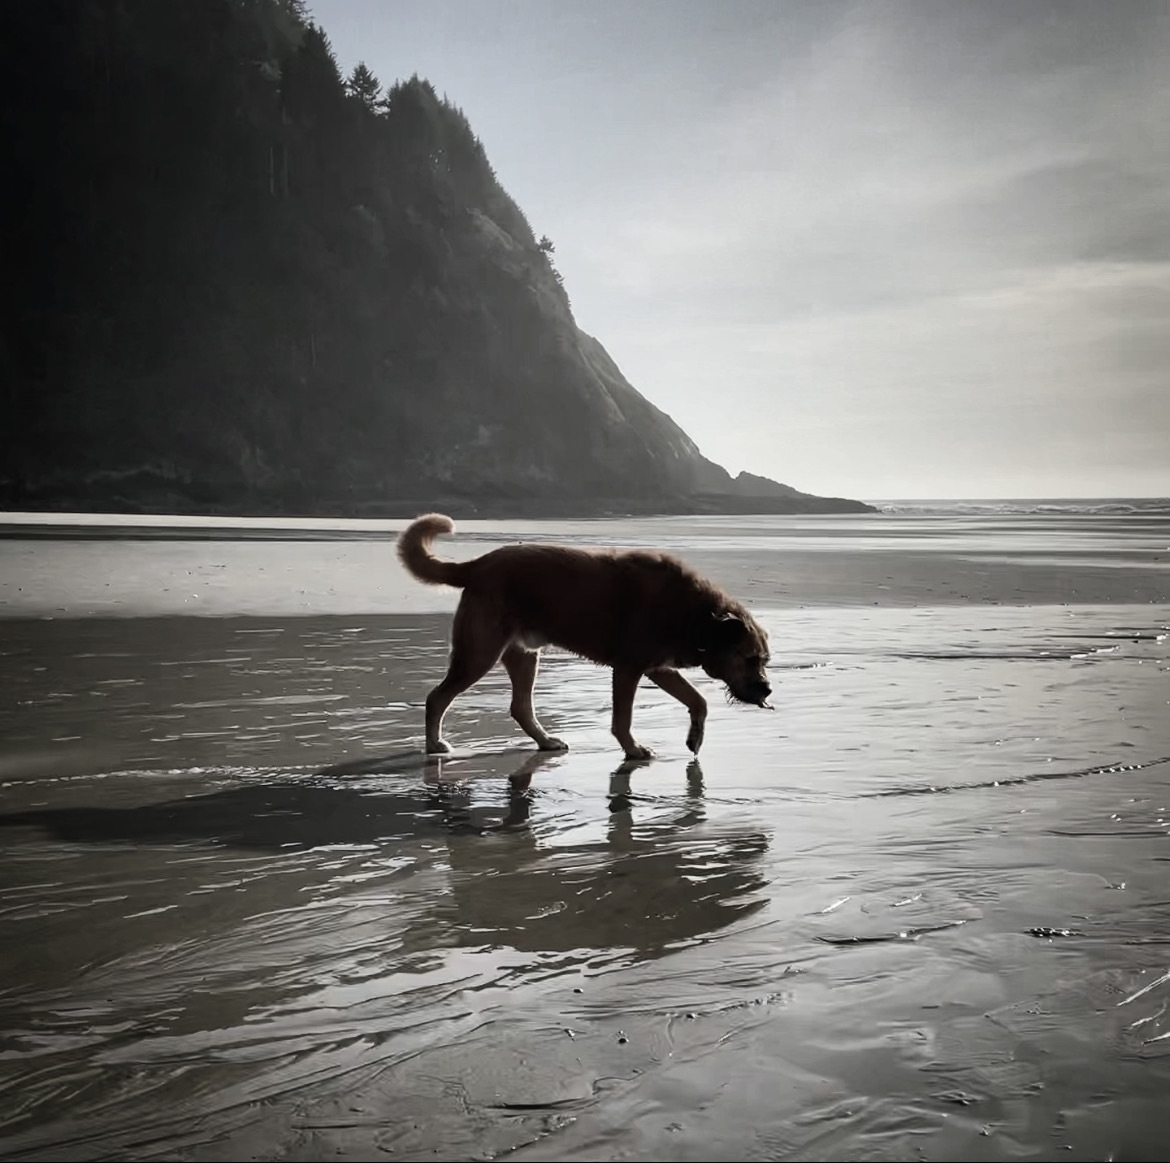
[423,753,769,958]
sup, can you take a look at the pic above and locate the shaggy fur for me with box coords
[397,513,772,759]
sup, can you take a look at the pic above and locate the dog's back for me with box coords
[398,514,744,670]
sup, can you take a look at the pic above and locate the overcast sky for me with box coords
[310,0,1170,500]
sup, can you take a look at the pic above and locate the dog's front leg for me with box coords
[502,645,568,752]
[611,666,654,760]
[646,667,707,754]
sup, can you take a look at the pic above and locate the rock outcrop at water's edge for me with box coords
[0,0,873,518]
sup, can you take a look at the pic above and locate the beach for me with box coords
[1,509,1169,1160]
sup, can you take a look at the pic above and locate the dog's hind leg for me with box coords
[611,666,654,760]
[646,667,708,754]
[425,600,508,754]
[501,645,568,752]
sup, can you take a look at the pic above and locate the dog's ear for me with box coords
[697,611,746,653]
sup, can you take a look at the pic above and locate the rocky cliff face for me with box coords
[1,1,871,516]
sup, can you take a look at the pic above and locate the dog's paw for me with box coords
[685,720,706,754]
[426,739,453,755]
[623,743,656,761]
[538,736,569,752]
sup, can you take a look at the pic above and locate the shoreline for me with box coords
[0,510,882,542]
[0,490,878,521]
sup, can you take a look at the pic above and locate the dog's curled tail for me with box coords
[397,513,470,587]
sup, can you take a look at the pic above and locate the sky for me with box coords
[309,0,1170,500]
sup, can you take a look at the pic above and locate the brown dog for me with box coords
[397,514,772,759]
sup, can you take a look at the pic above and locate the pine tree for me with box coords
[346,61,381,112]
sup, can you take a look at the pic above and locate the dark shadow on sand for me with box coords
[0,780,455,848]
[0,748,544,849]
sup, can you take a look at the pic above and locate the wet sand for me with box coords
[1,513,1169,1160]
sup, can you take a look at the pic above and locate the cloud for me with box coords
[597,259,1170,496]
[582,3,1170,318]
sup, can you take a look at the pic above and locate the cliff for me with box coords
[0,0,872,517]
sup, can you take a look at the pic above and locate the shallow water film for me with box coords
[1,513,1169,1161]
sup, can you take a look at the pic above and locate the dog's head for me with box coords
[697,610,772,708]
